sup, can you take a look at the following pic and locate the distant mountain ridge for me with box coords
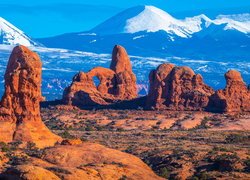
[38,5,249,60]
[0,5,249,61]
[92,6,249,38]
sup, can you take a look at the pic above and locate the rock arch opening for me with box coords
[93,76,101,87]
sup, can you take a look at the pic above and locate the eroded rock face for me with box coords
[0,45,61,147]
[208,70,250,113]
[147,63,214,110]
[63,45,137,107]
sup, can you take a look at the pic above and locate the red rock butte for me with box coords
[208,70,250,113]
[146,63,214,111]
[63,45,137,107]
[0,45,61,148]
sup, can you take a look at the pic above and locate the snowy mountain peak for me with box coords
[92,5,214,38]
[0,17,39,46]
[92,5,250,38]
[125,5,184,35]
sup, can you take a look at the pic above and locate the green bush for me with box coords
[159,167,170,179]
[59,130,75,139]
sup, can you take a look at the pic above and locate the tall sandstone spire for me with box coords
[0,46,61,147]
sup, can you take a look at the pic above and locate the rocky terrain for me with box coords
[0,46,162,180]
[0,45,249,180]
[39,106,250,179]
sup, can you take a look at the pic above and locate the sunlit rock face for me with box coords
[0,45,61,147]
[146,63,214,110]
[63,45,137,107]
[208,70,250,113]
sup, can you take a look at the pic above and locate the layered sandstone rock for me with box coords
[0,142,163,180]
[63,45,137,107]
[208,70,250,113]
[0,45,61,147]
[147,63,214,110]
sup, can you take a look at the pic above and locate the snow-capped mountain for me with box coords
[38,5,250,60]
[0,17,40,46]
[214,14,250,33]
[92,5,249,38]
[92,6,212,38]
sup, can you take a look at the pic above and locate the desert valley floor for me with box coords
[40,106,250,179]
[1,105,250,179]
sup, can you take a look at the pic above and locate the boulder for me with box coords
[0,45,61,148]
[146,63,214,110]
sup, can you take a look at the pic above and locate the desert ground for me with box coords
[38,105,250,179]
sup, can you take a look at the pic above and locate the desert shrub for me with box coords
[213,153,239,172]
[211,146,231,152]
[47,167,71,174]
[125,145,136,154]
[110,161,124,167]
[0,141,22,152]
[7,154,29,165]
[172,148,196,159]
[26,142,36,149]
[85,125,95,131]
[25,142,44,158]
[194,117,210,129]
[0,142,11,153]
[119,175,127,180]
[159,167,170,179]
[151,125,159,130]
[117,127,125,132]
[244,158,250,172]
[59,130,75,139]
[225,134,250,144]
[135,117,147,121]
[95,126,105,131]
[156,121,161,125]
[189,171,211,180]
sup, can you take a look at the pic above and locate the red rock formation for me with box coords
[0,45,61,147]
[208,70,250,113]
[147,63,214,110]
[110,45,132,73]
[63,45,137,107]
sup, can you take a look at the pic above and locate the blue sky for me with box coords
[1,0,250,38]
